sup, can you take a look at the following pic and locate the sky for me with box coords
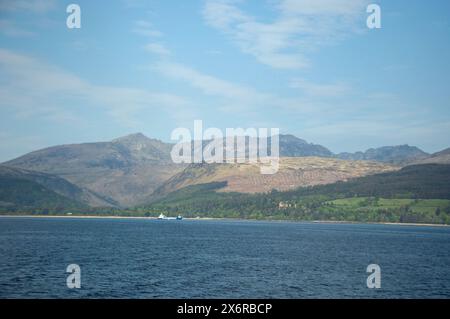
[0,0,450,162]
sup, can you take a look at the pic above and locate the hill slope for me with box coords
[0,168,87,211]
[0,166,115,207]
[146,164,450,224]
[151,157,398,200]
[411,148,450,165]
[280,164,450,199]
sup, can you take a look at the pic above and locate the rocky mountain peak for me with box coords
[112,133,150,144]
[279,134,308,144]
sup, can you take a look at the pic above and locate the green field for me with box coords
[324,198,450,224]
[329,198,450,212]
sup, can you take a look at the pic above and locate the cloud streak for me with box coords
[289,78,351,97]
[202,0,369,69]
[0,19,36,37]
[145,43,172,56]
[0,48,190,128]
[132,20,164,38]
[0,0,57,13]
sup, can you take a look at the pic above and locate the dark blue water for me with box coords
[0,217,449,299]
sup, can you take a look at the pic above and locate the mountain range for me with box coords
[1,133,448,209]
[337,145,430,165]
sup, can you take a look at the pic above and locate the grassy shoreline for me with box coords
[0,214,448,227]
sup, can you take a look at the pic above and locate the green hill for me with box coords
[0,176,85,213]
[145,164,450,224]
[278,164,450,200]
[0,166,117,207]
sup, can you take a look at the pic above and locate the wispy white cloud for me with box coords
[0,0,57,37]
[289,78,351,97]
[0,131,48,162]
[0,19,36,37]
[205,49,223,55]
[145,43,172,56]
[151,60,324,118]
[121,0,151,9]
[133,20,173,58]
[300,119,450,153]
[277,0,367,15]
[202,0,369,69]
[0,48,190,128]
[132,20,163,37]
[149,59,442,151]
[0,0,57,13]
[152,61,268,101]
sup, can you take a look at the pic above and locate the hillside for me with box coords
[278,164,450,200]
[411,148,450,165]
[151,157,398,199]
[0,170,86,212]
[0,166,116,207]
[145,164,450,224]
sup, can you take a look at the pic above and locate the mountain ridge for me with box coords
[337,145,430,165]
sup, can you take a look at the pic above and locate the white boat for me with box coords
[157,213,183,221]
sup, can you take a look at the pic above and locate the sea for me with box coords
[0,217,449,298]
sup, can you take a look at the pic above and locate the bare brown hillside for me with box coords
[153,157,399,196]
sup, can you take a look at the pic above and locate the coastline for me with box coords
[0,215,215,221]
[0,214,448,227]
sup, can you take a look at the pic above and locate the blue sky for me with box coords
[1,0,450,161]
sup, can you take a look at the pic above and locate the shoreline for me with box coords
[0,215,448,227]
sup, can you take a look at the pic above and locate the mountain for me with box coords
[337,145,429,165]
[150,157,398,200]
[186,134,333,158]
[0,166,87,211]
[411,148,450,165]
[4,134,185,207]
[279,135,333,157]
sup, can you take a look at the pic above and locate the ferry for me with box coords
[158,213,183,221]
